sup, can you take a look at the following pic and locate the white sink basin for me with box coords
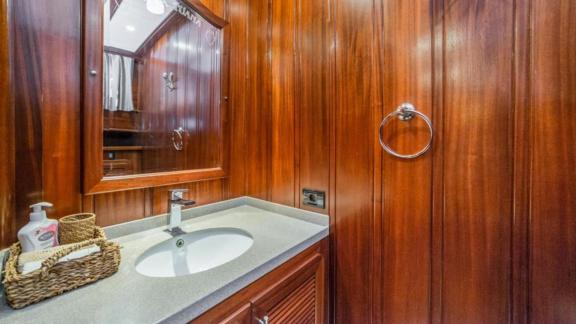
[135,228,253,278]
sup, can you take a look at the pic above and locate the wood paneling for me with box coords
[531,0,576,322]
[332,0,376,322]
[243,0,271,199]
[441,1,514,322]
[378,0,433,322]
[0,0,15,248]
[227,0,276,201]
[12,0,82,232]
[270,0,296,206]
[296,0,332,214]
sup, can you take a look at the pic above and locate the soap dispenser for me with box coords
[17,202,59,252]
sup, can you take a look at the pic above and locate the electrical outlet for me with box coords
[302,189,326,209]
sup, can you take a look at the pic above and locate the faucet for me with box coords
[166,189,196,235]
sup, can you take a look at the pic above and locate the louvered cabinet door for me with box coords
[251,253,326,324]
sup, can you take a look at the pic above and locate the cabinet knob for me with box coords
[256,315,269,324]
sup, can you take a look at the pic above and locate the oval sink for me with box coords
[135,228,253,278]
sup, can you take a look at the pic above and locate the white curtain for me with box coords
[103,52,135,111]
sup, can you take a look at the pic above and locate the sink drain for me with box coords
[175,239,185,248]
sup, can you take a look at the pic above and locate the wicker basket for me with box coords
[58,213,96,244]
[2,227,120,309]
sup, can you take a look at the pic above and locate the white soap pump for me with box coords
[17,202,59,252]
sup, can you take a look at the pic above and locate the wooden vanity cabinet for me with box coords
[191,239,328,324]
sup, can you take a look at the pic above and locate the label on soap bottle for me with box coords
[34,224,59,249]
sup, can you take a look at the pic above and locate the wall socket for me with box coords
[302,189,326,209]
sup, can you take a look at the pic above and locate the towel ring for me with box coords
[378,103,433,159]
[171,127,185,151]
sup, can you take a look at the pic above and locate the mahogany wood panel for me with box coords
[0,0,15,248]
[243,0,271,200]
[227,0,275,201]
[378,1,433,323]
[530,0,576,322]
[226,0,249,198]
[269,0,296,206]
[92,189,150,227]
[12,0,82,232]
[332,0,376,322]
[295,0,332,214]
[441,1,514,322]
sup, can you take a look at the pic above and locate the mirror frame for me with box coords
[83,0,229,194]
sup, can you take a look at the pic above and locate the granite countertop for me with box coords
[0,197,329,324]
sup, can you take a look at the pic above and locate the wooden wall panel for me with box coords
[296,0,332,214]
[93,189,149,227]
[243,0,271,200]
[332,0,376,322]
[12,0,82,232]
[530,0,576,322]
[441,1,514,322]
[227,0,249,198]
[269,0,296,206]
[0,0,15,248]
[378,0,433,322]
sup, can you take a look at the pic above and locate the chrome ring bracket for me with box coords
[378,103,433,159]
[171,127,185,151]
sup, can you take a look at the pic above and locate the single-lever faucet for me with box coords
[166,189,196,235]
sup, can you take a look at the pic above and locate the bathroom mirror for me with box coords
[83,0,228,194]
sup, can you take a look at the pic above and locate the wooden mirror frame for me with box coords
[83,0,229,194]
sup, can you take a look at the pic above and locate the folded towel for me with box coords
[18,245,101,275]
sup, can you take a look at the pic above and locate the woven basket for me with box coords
[58,213,96,244]
[2,227,120,309]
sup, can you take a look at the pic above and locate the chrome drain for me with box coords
[175,239,185,248]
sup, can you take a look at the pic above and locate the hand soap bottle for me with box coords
[17,202,59,252]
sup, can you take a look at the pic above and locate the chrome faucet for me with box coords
[166,189,196,235]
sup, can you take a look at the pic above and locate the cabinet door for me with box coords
[218,303,252,324]
[251,253,325,324]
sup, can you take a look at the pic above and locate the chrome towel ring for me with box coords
[171,127,186,151]
[378,103,433,159]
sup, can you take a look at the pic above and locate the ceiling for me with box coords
[104,0,175,53]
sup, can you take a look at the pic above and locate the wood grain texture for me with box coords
[296,0,332,214]
[0,0,15,248]
[441,1,514,322]
[243,0,271,200]
[12,0,82,232]
[226,0,249,198]
[378,0,433,322]
[251,253,324,324]
[270,0,296,206]
[332,0,376,322]
[530,0,576,322]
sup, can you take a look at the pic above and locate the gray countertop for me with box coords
[0,197,329,324]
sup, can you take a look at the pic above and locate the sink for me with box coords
[135,228,254,278]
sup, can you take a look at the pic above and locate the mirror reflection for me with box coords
[102,0,223,177]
